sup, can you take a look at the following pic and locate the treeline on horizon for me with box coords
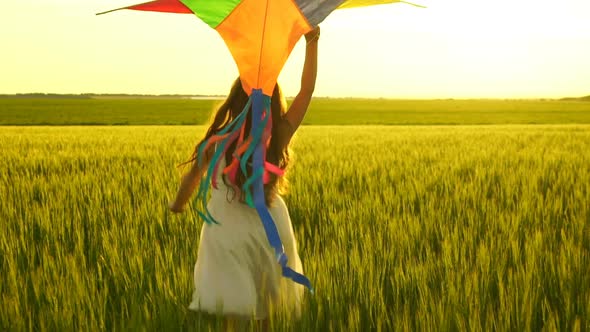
[0,93,223,99]
[1,93,589,101]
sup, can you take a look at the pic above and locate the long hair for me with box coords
[185,78,291,206]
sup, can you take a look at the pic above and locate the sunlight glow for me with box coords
[1,0,589,98]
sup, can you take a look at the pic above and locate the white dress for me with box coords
[189,157,305,319]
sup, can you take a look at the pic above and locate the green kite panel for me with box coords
[181,0,243,28]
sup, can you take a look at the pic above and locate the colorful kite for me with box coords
[99,0,416,292]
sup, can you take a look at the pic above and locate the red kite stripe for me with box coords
[97,0,192,15]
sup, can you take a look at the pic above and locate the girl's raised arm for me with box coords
[281,27,319,142]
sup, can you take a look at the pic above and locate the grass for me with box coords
[1,125,589,331]
[1,97,590,125]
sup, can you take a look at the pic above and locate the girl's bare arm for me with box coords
[281,27,319,142]
[169,150,212,213]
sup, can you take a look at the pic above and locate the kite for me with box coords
[99,0,418,292]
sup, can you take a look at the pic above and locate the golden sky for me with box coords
[1,0,589,98]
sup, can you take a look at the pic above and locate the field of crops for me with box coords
[2,97,590,125]
[1,124,589,331]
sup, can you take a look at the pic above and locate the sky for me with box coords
[1,0,589,99]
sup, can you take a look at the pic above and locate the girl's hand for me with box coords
[169,200,185,213]
[305,26,320,44]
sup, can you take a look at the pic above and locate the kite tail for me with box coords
[192,89,313,292]
[193,98,250,224]
[250,89,314,293]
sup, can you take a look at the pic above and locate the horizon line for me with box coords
[1,92,589,101]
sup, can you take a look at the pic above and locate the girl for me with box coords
[169,26,320,326]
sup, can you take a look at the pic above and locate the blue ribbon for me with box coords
[250,89,314,292]
[239,99,270,190]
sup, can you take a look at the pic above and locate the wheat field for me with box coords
[1,125,589,331]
